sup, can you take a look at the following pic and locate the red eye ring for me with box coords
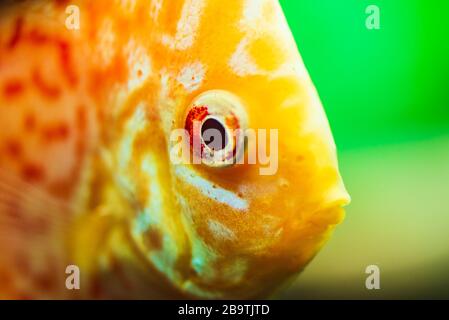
[184,90,248,167]
[185,105,209,146]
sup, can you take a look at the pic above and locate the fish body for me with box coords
[0,0,350,299]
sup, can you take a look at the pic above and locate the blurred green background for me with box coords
[279,0,449,299]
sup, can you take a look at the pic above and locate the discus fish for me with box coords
[0,0,350,299]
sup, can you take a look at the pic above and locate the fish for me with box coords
[0,0,350,299]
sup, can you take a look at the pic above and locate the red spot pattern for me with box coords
[185,105,209,148]
[3,80,24,98]
[42,123,70,142]
[4,139,22,158]
[57,41,78,87]
[32,69,61,100]
[0,14,96,206]
[7,25,79,97]
[7,17,23,49]
[22,163,45,182]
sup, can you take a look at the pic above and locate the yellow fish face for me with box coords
[0,0,349,299]
[112,0,350,298]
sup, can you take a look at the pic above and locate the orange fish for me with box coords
[0,0,350,299]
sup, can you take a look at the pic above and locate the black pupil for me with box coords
[201,118,228,151]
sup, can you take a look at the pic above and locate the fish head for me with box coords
[111,0,350,298]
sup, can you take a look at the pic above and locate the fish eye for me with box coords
[184,90,248,167]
